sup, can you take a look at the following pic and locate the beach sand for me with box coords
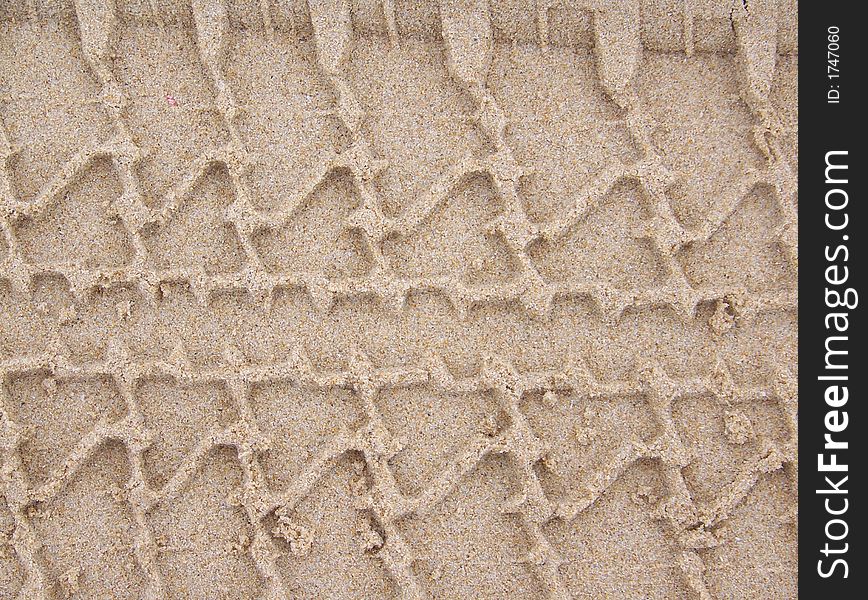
[0,1,797,598]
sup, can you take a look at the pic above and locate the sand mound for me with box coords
[1,1,796,598]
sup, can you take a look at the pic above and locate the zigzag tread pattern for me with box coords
[0,0,796,598]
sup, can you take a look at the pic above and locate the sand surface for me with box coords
[0,1,797,598]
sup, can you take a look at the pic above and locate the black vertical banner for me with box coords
[799,0,863,596]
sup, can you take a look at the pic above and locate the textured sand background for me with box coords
[0,0,797,598]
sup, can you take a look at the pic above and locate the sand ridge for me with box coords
[0,0,796,598]
[0,0,797,317]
